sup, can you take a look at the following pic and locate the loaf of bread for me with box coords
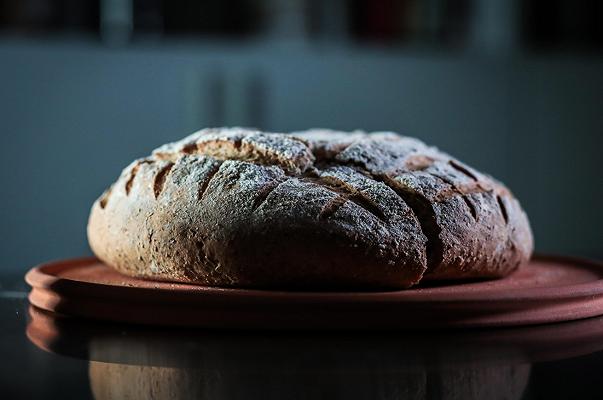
[87,128,533,289]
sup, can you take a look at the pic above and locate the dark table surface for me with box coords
[3,284,603,400]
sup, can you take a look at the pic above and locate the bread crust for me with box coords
[88,128,533,289]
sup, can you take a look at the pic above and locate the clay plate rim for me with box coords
[25,254,603,304]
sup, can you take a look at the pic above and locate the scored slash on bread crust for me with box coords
[87,128,533,289]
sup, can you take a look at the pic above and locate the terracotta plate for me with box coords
[25,255,603,329]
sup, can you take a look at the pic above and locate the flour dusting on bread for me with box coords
[88,128,533,289]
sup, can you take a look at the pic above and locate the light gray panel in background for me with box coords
[0,43,191,273]
[529,59,603,256]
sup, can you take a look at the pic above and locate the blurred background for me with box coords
[0,0,601,286]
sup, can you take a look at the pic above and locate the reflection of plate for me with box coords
[26,305,603,368]
[29,307,603,400]
[26,255,603,329]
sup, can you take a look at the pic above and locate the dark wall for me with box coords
[0,40,601,281]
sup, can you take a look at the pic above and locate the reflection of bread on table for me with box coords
[434,365,530,400]
[89,363,215,400]
[88,361,529,400]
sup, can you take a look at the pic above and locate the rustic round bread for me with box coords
[87,128,533,289]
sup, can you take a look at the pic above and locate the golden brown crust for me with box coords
[87,128,533,289]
